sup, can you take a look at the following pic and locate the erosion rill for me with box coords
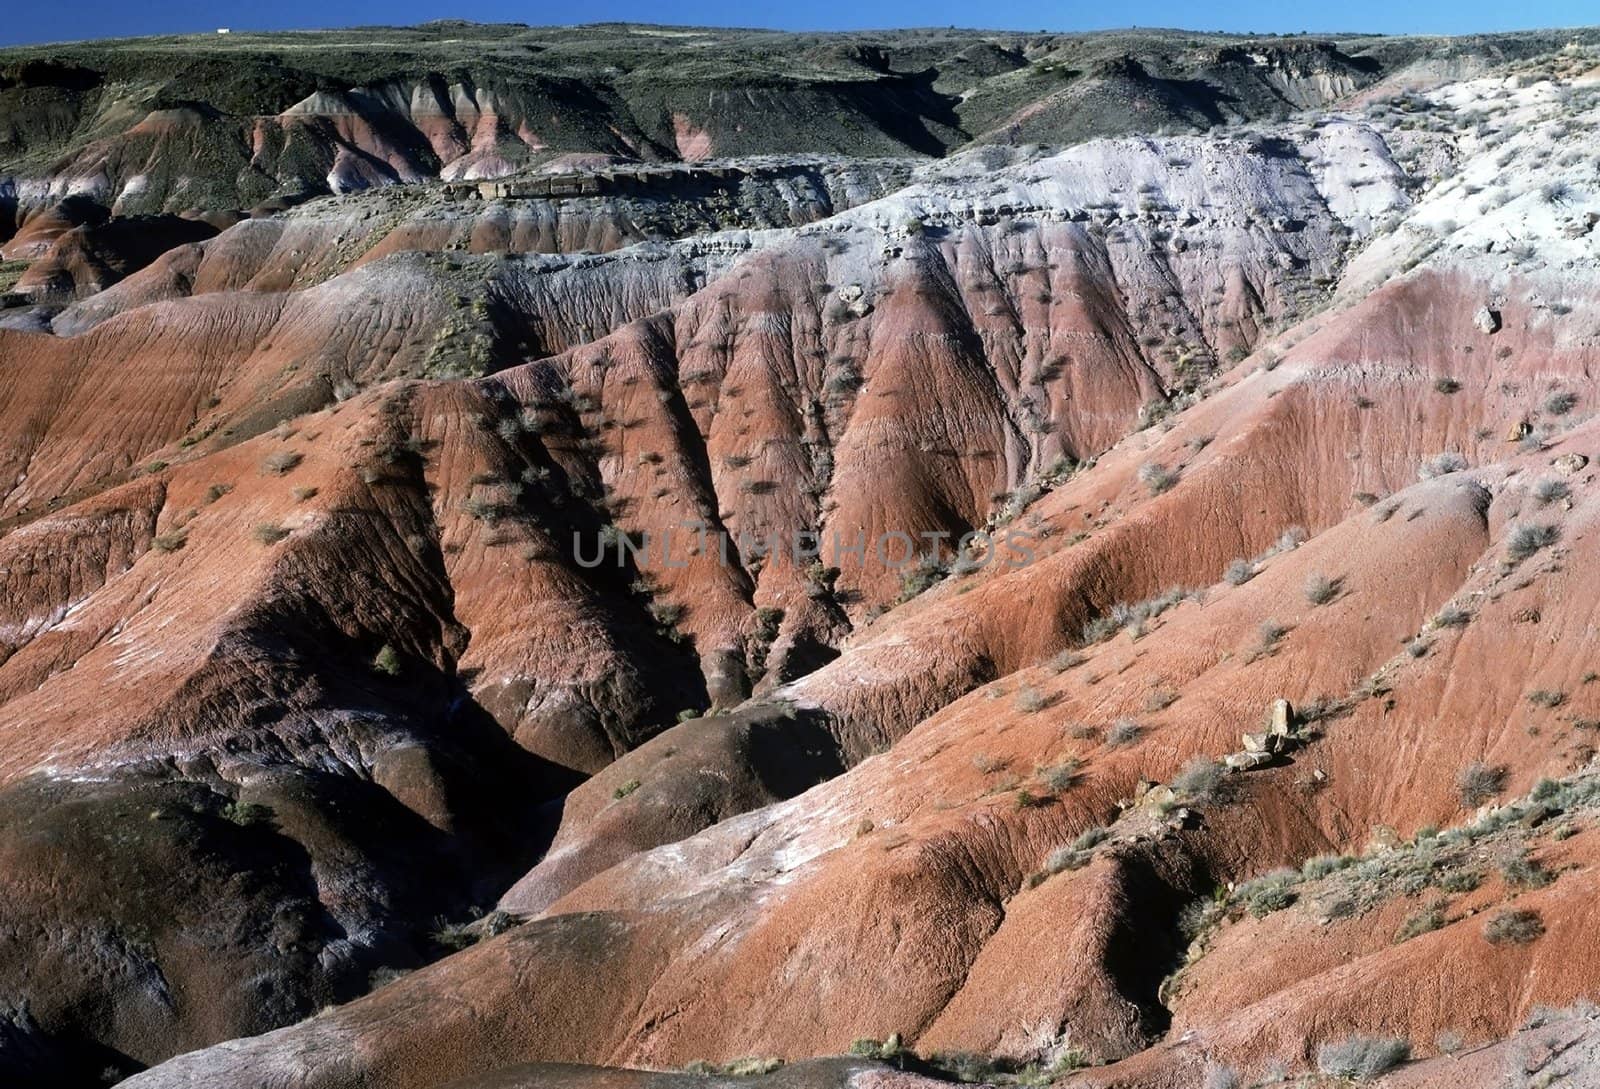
[2,19,1600,1089]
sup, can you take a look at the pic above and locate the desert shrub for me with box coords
[1506,522,1560,562]
[1014,686,1048,713]
[1145,686,1178,711]
[463,496,499,522]
[372,644,402,676]
[262,450,303,475]
[204,483,232,504]
[1037,760,1081,792]
[1258,620,1288,648]
[1137,462,1179,495]
[151,531,187,553]
[1223,558,1254,585]
[1533,477,1571,505]
[1045,845,1091,874]
[1484,908,1544,944]
[1081,615,1119,644]
[1394,900,1448,942]
[1433,377,1461,394]
[1543,390,1579,416]
[1301,853,1352,879]
[1047,650,1086,673]
[1440,863,1484,889]
[251,522,290,545]
[649,601,686,627]
[1172,757,1225,801]
[1202,1062,1239,1089]
[1106,718,1141,746]
[1528,689,1567,708]
[718,1058,783,1077]
[1418,452,1469,479]
[1435,1030,1465,1055]
[1238,868,1299,917]
[1304,573,1339,605]
[1071,826,1109,851]
[1434,604,1472,627]
[848,1036,904,1060]
[220,800,271,826]
[1316,1035,1410,1080]
[613,779,641,800]
[1500,851,1552,889]
[1457,762,1508,807]
[1530,777,1561,800]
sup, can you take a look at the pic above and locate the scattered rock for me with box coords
[1270,698,1294,736]
[1553,453,1589,475]
[1142,784,1176,811]
[1474,306,1501,334]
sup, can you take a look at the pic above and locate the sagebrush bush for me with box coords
[1137,462,1179,495]
[1506,522,1560,562]
[1316,1035,1410,1080]
[1106,718,1141,746]
[1484,908,1544,944]
[1418,452,1468,480]
[1394,900,1447,943]
[1014,686,1048,713]
[1533,477,1571,505]
[1499,850,1552,889]
[1457,761,1507,807]
[251,522,289,545]
[1172,757,1225,801]
[1238,868,1299,917]
[1047,650,1085,673]
[262,450,303,475]
[372,644,402,676]
[1071,826,1109,852]
[1301,853,1351,879]
[1543,390,1579,416]
[1304,573,1339,605]
[1223,558,1254,585]
[1037,760,1081,792]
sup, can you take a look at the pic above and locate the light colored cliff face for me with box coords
[6,34,1600,1089]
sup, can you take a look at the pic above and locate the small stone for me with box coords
[1474,306,1501,334]
[1224,751,1273,770]
[1553,453,1589,475]
[1242,732,1271,753]
[1143,784,1176,810]
[1270,698,1294,736]
[1521,804,1558,829]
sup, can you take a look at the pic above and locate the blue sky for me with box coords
[2,0,1596,47]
